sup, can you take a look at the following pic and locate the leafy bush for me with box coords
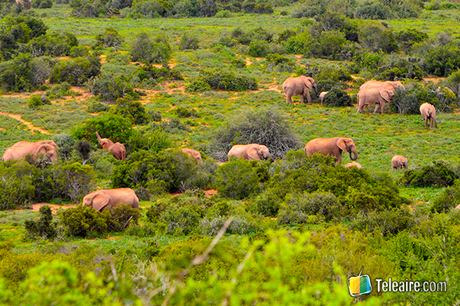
[215,159,266,200]
[87,73,136,102]
[70,0,109,17]
[400,161,456,188]
[129,32,171,64]
[359,24,398,53]
[322,87,352,107]
[24,205,56,240]
[248,40,269,57]
[45,82,73,99]
[0,54,38,92]
[349,208,414,237]
[391,82,440,114]
[109,95,148,124]
[60,205,110,238]
[50,56,101,86]
[72,113,133,145]
[87,101,110,113]
[32,0,52,8]
[179,32,199,50]
[425,43,460,77]
[27,94,50,109]
[0,161,36,209]
[187,68,257,92]
[210,108,301,160]
[25,32,78,57]
[106,51,129,65]
[94,27,124,49]
[106,203,140,232]
[278,191,342,224]
[431,181,460,213]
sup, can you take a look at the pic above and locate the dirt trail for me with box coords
[13,203,77,214]
[0,111,50,134]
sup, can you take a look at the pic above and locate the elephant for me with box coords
[391,155,408,169]
[282,76,318,104]
[357,80,405,114]
[304,137,358,164]
[344,161,362,169]
[2,140,59,162]
[420,103,438,129]
[82,188,139,212]
[319,91,328,105]
[182,148,202,162]
[228,144,273,161]
[96,131,126,161]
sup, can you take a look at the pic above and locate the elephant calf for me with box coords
[228,144,273,161]
[319,91,328,105]
[305,137,358,164]
[392,155,408,169]
[182,148,202,162]
[344,162,362,169]
[420,103,438,129]
[83,188,139,212]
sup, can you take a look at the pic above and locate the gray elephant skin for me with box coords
[2,140,59,162]
[420,103,438,129]
[96,131,126,161]
[304,137,358,164]
[228,144,273,161]
[392,155,408,169]
[83,188,140,212]
[357,80,405,114]
[283,76,318,104]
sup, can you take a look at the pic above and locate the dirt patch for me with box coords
[31,203,77,214]
[204,189,217,197]
[424,77,446,84]
[245,57,252,66]
[0,111,50,134]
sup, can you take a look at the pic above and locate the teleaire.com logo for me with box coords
[347,268,448,297]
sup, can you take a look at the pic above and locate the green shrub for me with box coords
[248,40,269,57]
[0,54,37,92]
[106,203,140,232]
[0,161,37,209]
[359,24,398,53]
[322,87,352,107]
[60,206,110,238]
[24,205,56,240]
[70,0,108,17]
[53,134,75,147]
[400,161,456,188]
[215,159,262,200]
[31,0,53,9]
[72,113,133,145]
[25,32,77,57]
[349,208,413,237]
[94,27,124,49]
[391,82,441,114]
[179,32,199,50]
[88,73,136,102]
[45,82,73,99]
[210,108,301,160]
[129,32,171,64]
[109,95,148,124]
[173,106,199,118]
[187,68,257,92]
[425,43,460,77]
[50,55,101,86]
[87,101,110,113]
[431,181,460,213]
[106,51,129,65]
[27,94,50,109]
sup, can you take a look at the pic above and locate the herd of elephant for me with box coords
[2,76,442,211]
[282,75,438,128]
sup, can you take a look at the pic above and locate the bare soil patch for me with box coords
[0,111,50,134]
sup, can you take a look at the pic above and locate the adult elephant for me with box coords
[282,76,318,104]
[2,140,59,162]
[304,137,358,164]
[228,144,273,161]
[420,103,438,129]
[82,188,139,212]
[391,155,408,169]
[357,80,405,114]
[182,148,202,162]
[96,131,126,161]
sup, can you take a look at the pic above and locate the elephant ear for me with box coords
[337,138,347,152]
[36,144,53,157]
[92,193,110,211]
[380,89,394,102]
[303,77,313,89]
[247,146,261,160]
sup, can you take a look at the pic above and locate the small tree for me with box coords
[129,32,171,64]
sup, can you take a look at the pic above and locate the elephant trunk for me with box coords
[314,86,318,96]
[96,131,102,143]
[349,149,358,161]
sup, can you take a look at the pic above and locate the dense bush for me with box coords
[209,108,301,160]
[179,32,199,50]
[215,159,263,200]
[25,32,78,57]
[278,191,342,224]
[349,208,414,237]
[70,0,109,17]
[0,161,36,209]
[0,54,38,92]
[50,56,101,86]
[322,87,352,107]
[109,95,149,124]
[24,205,56,240]
[112,149,215,194]
[129,32,171,64]
[187,68,257,92]
[31,0,52,8]
[425,43,460,77]
[72,113,133,145]
[45,82,73,99]
[359,23,398,54]
[396,28,429,53]
[400,161,456,188]
[87,73,136,102]
[60,205,110,237]
[93,27,124,49]
[27,94,50,109]
[391,82,441,114]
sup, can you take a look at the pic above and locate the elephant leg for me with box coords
[373,104,380,114]
[305,90,312,105]
[300,94,305,104]
[435,119,438,129]
[286,94,292,103]
[380,102,385,114]
[425,117,428,128]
